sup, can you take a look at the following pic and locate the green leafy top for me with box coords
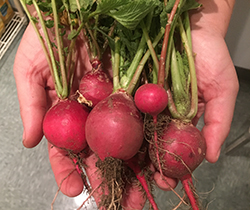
[92,0,160,30]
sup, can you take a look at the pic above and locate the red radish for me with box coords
[149,120,206,179]
[43,100,89,153]
[149,119,206,209]
[134,83,169,180]
[79,69,113,107]
[85,91,144,209]
[134,83,168,116]
[85,91,144,161]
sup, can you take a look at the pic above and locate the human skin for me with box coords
[14,0,238,208]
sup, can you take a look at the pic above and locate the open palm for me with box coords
[14,6,239,206]
[14,23,150,209]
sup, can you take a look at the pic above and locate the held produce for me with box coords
[79,67,113,107]
[20,0,208,209]
[85,91,144,161]
[43,99,89,153]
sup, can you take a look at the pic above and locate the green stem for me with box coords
[152,63,158,84]
[165,32,174,82]
[158,0,180,87]
[85,22,101,60]
[178,16,198,119]
[171,44,190,116]
[20,1,56,87]
[31,0,63,97]
[140,21,159,71]
[51,0,68,99]
[113,37,121,92]
[126,27,165,95]
[76,0,83,21]
[120,35,146,88]
[183,11,192,52]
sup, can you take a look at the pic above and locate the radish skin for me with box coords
[43,100,89,153]
[85,91,144,161]
[79,69,113,107]
[134,83,168,116]
[149,120,206,179]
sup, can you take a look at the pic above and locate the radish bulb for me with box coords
[149,120,206,179]
[85,91,144,161]
[79,67,113,107]
[149,119,206,209]
[134,83,168,116]
[43,100,89,153]
[85,91,144,209]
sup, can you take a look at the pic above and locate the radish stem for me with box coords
[120,35,146,88]
[177,16,198,120]
[51,0,68,99]
[140,21,159,71]
[32,0,64,96]
[170,45,190,116]
[126,27,165,94]
[19,1,56,88]
[113,37,121,92]
[158,0,180,87]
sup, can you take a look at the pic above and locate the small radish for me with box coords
[43,99,89,153]
[79,67,113,107]
[134,83,168,116]
[134,83,169,181]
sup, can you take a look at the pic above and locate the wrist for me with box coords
[190,0,235,38]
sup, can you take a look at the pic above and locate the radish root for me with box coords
[51,168,75,210]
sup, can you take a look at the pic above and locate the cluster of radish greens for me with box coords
[20,0,207,210]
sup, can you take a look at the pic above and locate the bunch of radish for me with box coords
[21,0,207,209]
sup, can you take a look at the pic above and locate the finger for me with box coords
[83,153,148,209]
[202,76,239,163]
[121,183,146,210]
[14,24,56,148]
[48,143,84,197]
[153,171,178,191]
[82,152,104,206]
[14,62,47,147]
[202,93,237,162]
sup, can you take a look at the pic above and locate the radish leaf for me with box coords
[94,0,160,30]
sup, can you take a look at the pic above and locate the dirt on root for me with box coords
[96,157,126,210]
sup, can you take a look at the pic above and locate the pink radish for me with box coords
[79,67,113,107]
[149,119,206,209]
[85,91,144,161]
[134,83,168,116]
[85,91,144,209]
[134,83,169,181]
[43,99,89,153]
[149,120,206,178]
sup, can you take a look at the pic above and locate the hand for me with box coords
[153,2,239,191]
[14,23,148,209]
[189,8,239,163]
